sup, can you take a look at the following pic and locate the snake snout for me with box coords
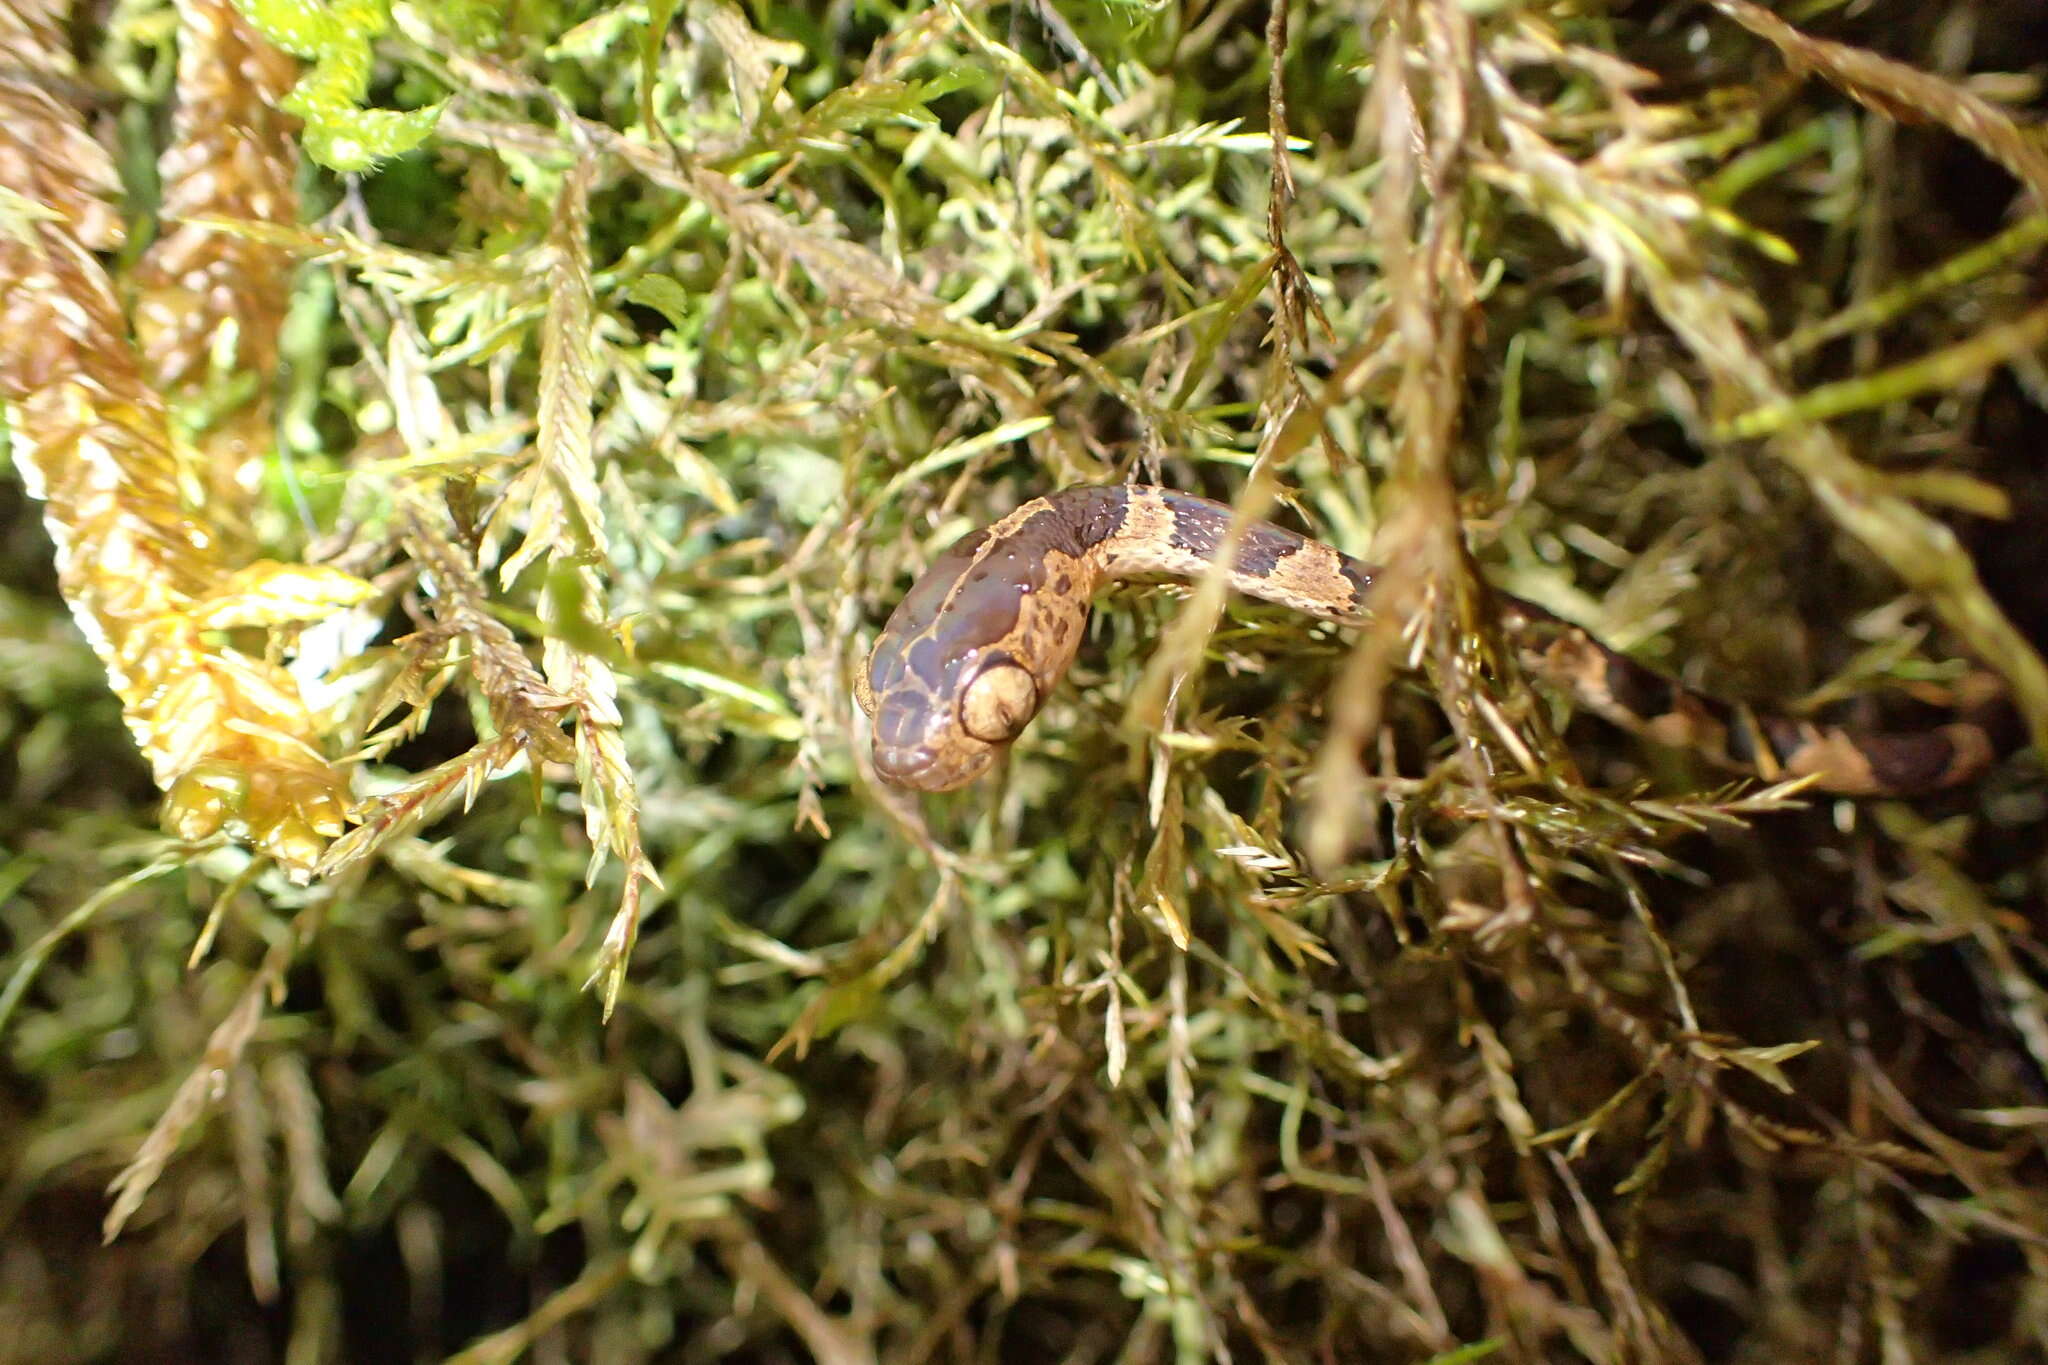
[869,687,991,790]
[870,734,999,792]
[871,742,937,785]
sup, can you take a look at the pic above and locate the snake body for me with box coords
[856,485,1995,796]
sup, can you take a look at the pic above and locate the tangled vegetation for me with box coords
[2,0,2047,1360]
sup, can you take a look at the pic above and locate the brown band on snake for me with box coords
[856,485,1997,795]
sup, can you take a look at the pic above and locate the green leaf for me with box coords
[622,274,695,332]
[232,0,443,172]
[640,0,684,136]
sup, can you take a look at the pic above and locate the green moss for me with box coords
[4,1,2047,1360]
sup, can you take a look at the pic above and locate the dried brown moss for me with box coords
[0,46,351,883]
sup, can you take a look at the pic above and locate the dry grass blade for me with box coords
[497,156,605,582]
[0,72,348,880]
[1479,39,2048,764]
[132,0,300,393]
[0,0,81,85]
[482,153,659,1009]
[1709,0,2048,208]
[101,910,307,1241]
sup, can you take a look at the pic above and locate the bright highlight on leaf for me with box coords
[189,562,378,629]
[231,0,443,172]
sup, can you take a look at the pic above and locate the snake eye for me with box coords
[959,661,1039,743]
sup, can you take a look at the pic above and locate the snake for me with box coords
[854,485,1997,796]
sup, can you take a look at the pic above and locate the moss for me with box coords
[2,0,2046,1360]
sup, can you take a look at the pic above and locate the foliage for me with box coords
[231,0,445,172]
[2,0,2046,1361]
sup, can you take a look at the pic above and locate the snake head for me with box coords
[859,640,1039,791]
[857,513,1088,791]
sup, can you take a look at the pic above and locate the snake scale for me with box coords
[855,485,1996,796]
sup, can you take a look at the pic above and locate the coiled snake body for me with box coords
[855,485,1995,796]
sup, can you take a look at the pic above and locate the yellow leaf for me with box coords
[190,561,378,630]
